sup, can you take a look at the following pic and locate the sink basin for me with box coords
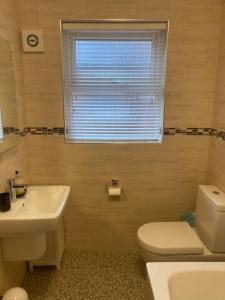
[0,185,70,235]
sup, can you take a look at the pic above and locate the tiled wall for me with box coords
[0,0,30,295]
[17,0,223,250]
[208,2,225,191]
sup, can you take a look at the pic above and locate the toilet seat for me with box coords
[137,222,204,255]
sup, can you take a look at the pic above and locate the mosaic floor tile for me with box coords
[22,250,148,300]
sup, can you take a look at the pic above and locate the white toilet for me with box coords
[137,185,225,262]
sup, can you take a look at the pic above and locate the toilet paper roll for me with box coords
[108,187,121,196]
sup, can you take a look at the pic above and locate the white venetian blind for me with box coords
[0,107,4,143]
[62,23,167,143]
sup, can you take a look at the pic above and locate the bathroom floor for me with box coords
[22,250,148,300]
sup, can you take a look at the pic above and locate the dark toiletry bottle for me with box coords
[0,192,11,212]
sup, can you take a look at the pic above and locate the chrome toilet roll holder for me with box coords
[105,178,123,197]
[106,178,119,190]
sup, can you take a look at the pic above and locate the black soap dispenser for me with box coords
[0,192,11,212]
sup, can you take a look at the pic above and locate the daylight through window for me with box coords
[62,22,168,143]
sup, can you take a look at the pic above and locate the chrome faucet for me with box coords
[8,178,28,202]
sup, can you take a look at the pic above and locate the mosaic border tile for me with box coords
[211,129,225,141]
[24,127,65,135]
[163,127,212,136]
[21,127,214,136]
[3,127,65,136]
[3,127,20,135]
[2,127,225,141]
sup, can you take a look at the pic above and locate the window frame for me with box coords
[60,19,169,144]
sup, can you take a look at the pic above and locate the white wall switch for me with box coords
[22,30,44,53]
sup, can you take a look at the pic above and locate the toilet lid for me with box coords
[137,222,204,255]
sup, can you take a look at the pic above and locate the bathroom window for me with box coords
[0,107,3,143]
[61,21,168,143]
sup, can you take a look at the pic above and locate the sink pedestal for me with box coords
[29,218,65,271]
[1,233,46,261]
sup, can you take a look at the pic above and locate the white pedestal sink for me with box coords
[0,185,70,261]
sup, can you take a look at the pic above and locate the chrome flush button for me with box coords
[213,190,220,195]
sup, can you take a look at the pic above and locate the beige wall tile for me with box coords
[208,4,225,192]
[0,0,29,295]
[87,1,138,19]
[208,138,225,191]
[16,0,224,251]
